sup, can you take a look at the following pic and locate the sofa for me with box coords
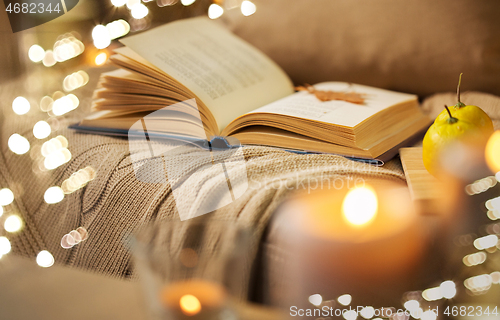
[1,0,499,308]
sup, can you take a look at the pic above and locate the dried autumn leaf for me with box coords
[295,84,366,104]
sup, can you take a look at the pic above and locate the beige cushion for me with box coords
[225,0,500,97]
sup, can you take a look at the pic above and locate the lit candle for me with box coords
[160,279,227,319]
[276,179,431,307]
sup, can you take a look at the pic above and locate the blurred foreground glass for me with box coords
[130,221,252,320]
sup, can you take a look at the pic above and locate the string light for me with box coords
[95,52,108,66]
[439,280,456,299]
[126,0,140,9]
[61,167,96,194]
[92,25,111,49]
[157,0,177,7]
[4,215,23,233]
[40,96,54,112]
[8,134,30,155]
[53,36,85,62]
[28,44,45,63]
[63,70,89,92]
[61,227,89,249]
[463,252,487,266]
[0,237,11,255]
[131,3,149,19]
[208,3,224,19]
[181,0,195,5]
[464,274,492,294]
[52,94,79,116]
[12,96,30,115]
[33,121,51,139]
[473,235,498,250]
[308,294,322,307]
[422,287,442,301]
[41,136,71,170]
[42,50,57,67]
[44,186,65,204]
[337,294,352,306]
[360,307,375,319]
[36,250,55,268]
[0,188,14,206]
[106,19,130,40]
[111,0,127,6]
[240,0,256,16]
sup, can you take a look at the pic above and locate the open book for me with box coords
[73,17,430,161]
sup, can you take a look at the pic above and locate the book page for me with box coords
[120,17,294,132]
[247,82,417,128]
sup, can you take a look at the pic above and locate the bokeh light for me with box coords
[28,44,45,63]
[106,19,130,40]
[95,52,108,66]
[4,215,23,233]
[180,0,195,5]
[440,280,456,299]
[464,274,492,294]
[8,134,30,155]
[360,306,375,319]
[40,96,54,112]
[12,96,30,115]
[42,50,57,67]
[240,0,256,16]
[61,166,96,194]
[337,294,352,306]
[41,136,71,170]
[52,94,79,116]
[463,251,487,266]
[421,310,437,320]
[342,186,378,226]
[126,0,140,9]
[111,0,127,6]
[157,0,178,7]
[63,70,89,92]
[33,121,51,139]
[343,310,357,320]
[131,3,149,19]
[0,188,14,206]
[422,287,442,301]
[308,294,322,307]
[44,186,65,204]
[92,25,111,49]
[208,3,224,19]
[53,36,84,62]
[473,235,498,250]
[0,237,11,255]
[485,131,500,173]
[36,250,55,268]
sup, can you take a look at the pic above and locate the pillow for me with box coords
[224,0,500,97]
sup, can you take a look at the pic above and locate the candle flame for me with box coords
[342,186,378,227]
[179,294,202,316]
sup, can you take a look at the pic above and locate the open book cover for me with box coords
[71,17,431,161]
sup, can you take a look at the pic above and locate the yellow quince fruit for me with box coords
[435,73,494,134]
[423,105,490,177]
